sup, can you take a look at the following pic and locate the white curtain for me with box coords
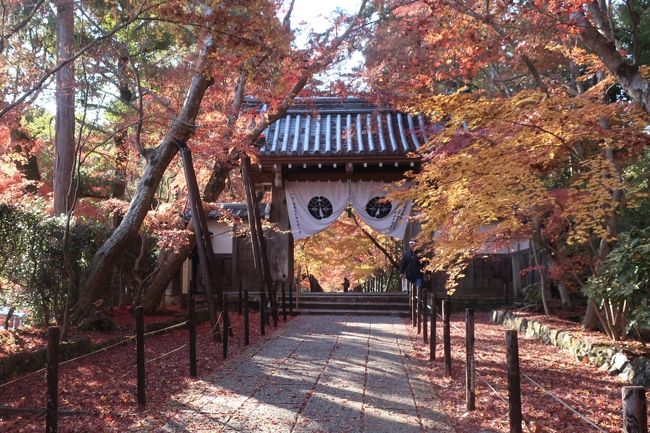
[285,180,412,240]
[350,181,412,239]
[285,181,349,240]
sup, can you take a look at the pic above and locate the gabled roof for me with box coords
[257,97,430,160]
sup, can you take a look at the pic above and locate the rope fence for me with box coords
[410,291,632,433]
[0,285,290,432]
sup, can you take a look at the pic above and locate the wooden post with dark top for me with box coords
[442,299,451,377]
[289,280,293,314]
[505,330,522,433]
[622,386,647,433]
[46,326,59,433]
[272,282,278,327]
[465,308,475,411]
[238,280,243,315]
[135,306,146,407]
[188,287,197,377]
[422,288,428,343]
[430,293,436,361]
[222,294,229,359]
[260,292,266,336]
[411,283,417,327]
[417,286,422,334]
[244,289,250,346]
[281,282,287,321]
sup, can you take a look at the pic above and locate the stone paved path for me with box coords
[132,315,454,433]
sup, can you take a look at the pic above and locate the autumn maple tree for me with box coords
[0,0,374,325]
[366,0,650,338]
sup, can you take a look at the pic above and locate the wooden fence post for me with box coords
[282,282,287,321]
[289,281,293,314]
[260,292,266,336]
[188,295,197,377]
[622,386,647,433]
[238,281,243,315]
[417,286,422,334]
[430,293,436,361]
[223,294,229,359]
[244,289,250,346]
[505,330,522,433]
[465,308,475,411]
[46,326,59,433]
[442,299,451,377]
[422,288,428,343]
[272,282,278,328]
[411,283,417,327]
[135,306,146,408]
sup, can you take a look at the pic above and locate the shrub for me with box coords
[0,203,156,326]
[583,227,650,340]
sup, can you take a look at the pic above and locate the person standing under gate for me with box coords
[342,277,350,293]
[400,240,424,290]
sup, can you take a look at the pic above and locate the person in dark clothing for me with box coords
[400,240,424,289]
[342,277,350,293]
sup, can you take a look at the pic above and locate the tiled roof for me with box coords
[257,98,430,158]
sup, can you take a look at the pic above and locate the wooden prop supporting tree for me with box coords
[178,142,223,342]
[241,153,278,322]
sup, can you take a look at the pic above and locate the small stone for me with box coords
[611,352,629,371]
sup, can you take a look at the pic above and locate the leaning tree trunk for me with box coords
[53,0,75,215]
[141,228,195,313]
[139,161,232,313]
[572,11,650,114]
[74,37,217,320]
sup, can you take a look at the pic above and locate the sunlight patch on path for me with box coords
[130,315,453,433]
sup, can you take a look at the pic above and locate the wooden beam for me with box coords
[242,154,278,320]
[178,143,221,342]
[251,169,406,185]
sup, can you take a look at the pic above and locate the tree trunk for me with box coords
[74,37,217,321]
[141,230,195,313]
[571,11,650,113]
[583,128,623,330]
[531,218,552,316]
[53,0,75,215]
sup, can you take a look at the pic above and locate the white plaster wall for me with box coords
[207,221,233,254]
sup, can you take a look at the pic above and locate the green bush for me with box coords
[521,283,542,306]
[0,203,156,326]
[583,227,650,335]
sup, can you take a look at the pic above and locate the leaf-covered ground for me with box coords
[0,306,184,359]
[406,312,626,433]
[0,311,291,432]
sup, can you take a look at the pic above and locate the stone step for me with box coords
[298,294,408,304]
[296,301,408,310]
[294,308,410,317]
